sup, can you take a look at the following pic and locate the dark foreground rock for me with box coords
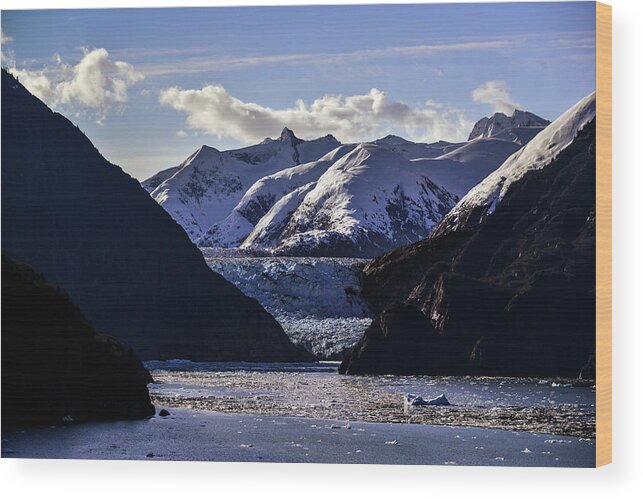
[340,120,597,377]
[1,69,310,362]
[1,256,155,426]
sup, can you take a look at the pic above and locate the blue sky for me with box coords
[1,3,596,180]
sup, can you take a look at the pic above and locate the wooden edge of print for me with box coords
[596,1,612,468]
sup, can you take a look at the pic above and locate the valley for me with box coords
[2,48,599,466]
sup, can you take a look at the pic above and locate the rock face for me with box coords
[340,98,596,377]
[1,69,310,362]
[2,256,155,425]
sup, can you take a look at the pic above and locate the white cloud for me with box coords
[1,28,12,44]
[471,80,520,115]
[176,130,188,138]
[1,29,14,64]
[11,48,143,122]
[159,85,472,144]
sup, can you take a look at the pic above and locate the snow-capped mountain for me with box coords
[468,109,550,143]
[197,130,534,254]
[436,92,596,235]
[144,108,550,256]
[340,95,597,376]
[240,143,458,257]
[367,112,549,198]
[198,144,356,247]
[142,128,340,241]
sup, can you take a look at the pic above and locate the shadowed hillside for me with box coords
[2,256,155,425]
[340,119,596,377]
[1,69,310,362]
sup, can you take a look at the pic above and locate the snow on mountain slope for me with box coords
[438,92,596,234]
[468,109,550,143]
[241,143,458,257]
[409,109,549,197]
[144,128,340,241]
[241,182,318,249]
[373,134,464,160]
[438,136,522,165]
[142,165,181,192]
[236,144,357,226]
[197,132,524,250]
[144,109,551,253]
[412,137,523,197]
[198,144,356,247]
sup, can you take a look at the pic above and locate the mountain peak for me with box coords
[374,134,411,145]
[510,109,549,125]
[314,133,340,144]
[182,144,220,165]
[279,127,302,145]
[447,91,596,233]
[468,109,550,141]
[198,144,220,153]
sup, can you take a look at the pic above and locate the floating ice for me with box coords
[405,393,451,406]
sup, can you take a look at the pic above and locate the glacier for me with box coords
[202,250,374,359]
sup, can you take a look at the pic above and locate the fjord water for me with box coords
[145,360,595,432]
[2,407,595,466]
[3,361,596,466]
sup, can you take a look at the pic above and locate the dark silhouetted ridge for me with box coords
[1,69,311,362]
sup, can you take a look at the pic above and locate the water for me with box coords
[379,375,595,411]
[145,361,596,438]
[145,359,340,373]
[3,361,596,464]
[1,407,596,466]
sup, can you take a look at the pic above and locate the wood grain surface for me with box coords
[596,1,612,468]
